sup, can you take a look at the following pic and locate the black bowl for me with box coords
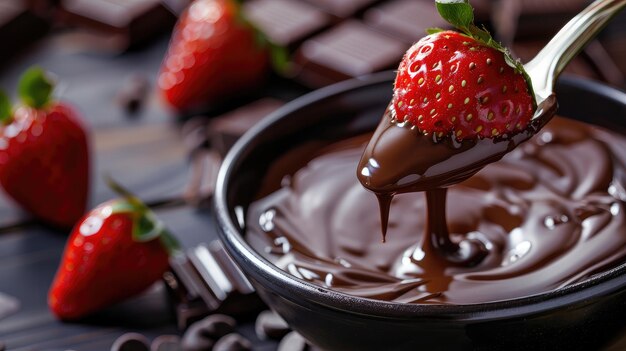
[214,72,626,351]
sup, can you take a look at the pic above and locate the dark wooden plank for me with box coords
[0,204,218,350]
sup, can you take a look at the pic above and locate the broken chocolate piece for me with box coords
[293,20,406,88]
[277,332,311,351]
[304,0,377,19]
[0,2,49,65]
[167,241,264,329]
[364,0,449,44]
[199,314,237,340]
[255,310,290,340]
[181,324,215,351]
[208,98,284,157]
[59,0,175,48]
[111,333,151,351]
[181,314,237,351]
[213,333,252,351]
[150,335,182,351]
[161,0,191,16]
[117,74,150,115]
[243,0,330,50]
[509,0,589,40]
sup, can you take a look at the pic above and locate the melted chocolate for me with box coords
[246,117,626,304]
[357,98,556,262]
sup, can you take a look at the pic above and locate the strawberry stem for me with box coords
[0,91,12,124]
[18,66,54,109]
[435,0,537,109]
[232,0,290,75]
[106,176,181,255]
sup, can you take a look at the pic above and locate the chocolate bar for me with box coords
[511,0,589,40]
[293,20,406,88]
[25,0,58,17]
[0,2,49,65]
[59,0,176,48]
[181,99,284,207]
[243,0,331,50]
[166,241,263,329]
[208,98,284,157]
[364,0,449,44]
[304,0,378,19]
[512,40,600,81]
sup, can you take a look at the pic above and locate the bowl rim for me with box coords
[215,71,626,321]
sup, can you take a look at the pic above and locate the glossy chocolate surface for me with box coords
[246,116,626,304]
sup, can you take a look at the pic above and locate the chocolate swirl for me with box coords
[246,117,626,304]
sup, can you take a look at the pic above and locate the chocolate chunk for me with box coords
[277,331,311,351]
[181,314,236,351]
[293,20,406,88]
[510,0,589,40]
[161,0,192,16]
[0,292,19,320]
[200,314,237,339]
[151,335,182,351]
[213,334,252,351]
[208,98,284,157]
[111,333,151,351]
[25,0,58,17]
[170,253,216,307]
[304,0,377,19]
[167,241,265,329]
[243,0,330,50]
[181,323,214,351]
[182,117,212,154]
[255,310,290,340]
[0,2,48,65]
[183,149,221,206]
[59,0,175,48]
[117,74,150,115]
[364,0,449,44]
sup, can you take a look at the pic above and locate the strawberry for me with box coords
[0,67,89,228]
[158,0,271,111]
[392,0,535,140]
[48,180,180,320]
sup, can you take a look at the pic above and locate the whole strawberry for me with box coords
[48,181,180,320]
[0,67,89,228]
[392,0,535,140]
[158,0,270,111]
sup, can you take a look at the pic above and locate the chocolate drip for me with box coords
[246,117,626,304]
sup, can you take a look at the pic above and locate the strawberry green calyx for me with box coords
[18,66,55,109]
[434,0,536,108]
[106,176,181,255]
[0,91,11,124]
[232,0,289,75]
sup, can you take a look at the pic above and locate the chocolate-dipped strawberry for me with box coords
[358,0,539,197]
[357,0,543,265]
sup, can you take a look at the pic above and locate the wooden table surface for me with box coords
[0,31,624,351]
[0,33,285,350]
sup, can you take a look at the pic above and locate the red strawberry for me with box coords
[158,0,270,111]
[48,181,179,320]
[392,1,535,140]
[0,67,89,228]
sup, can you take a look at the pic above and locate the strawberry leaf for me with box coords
[434,0,537,109]
[426,27,445,35]
[106,176,181,255]
[435,0,474,31]
[18,67,54,109]
[134,211,162,242]
[0,91,11,124]
[159,229,181,256]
